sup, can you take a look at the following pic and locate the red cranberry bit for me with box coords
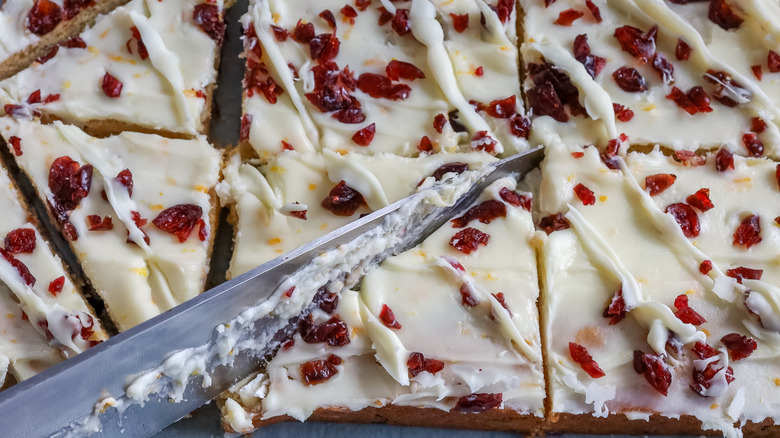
[239,114,252,142]
[454,393,502,413]
[769,50,780,73]
[152,204,203,242]
[569,342,605,378]
[686,188,713,212]
[612,103,634,122]
[674,150,706,167]
[280,338,295,350]
[733,214,762,249]
[573,183,596,206]
[668,86,713,115]
[676,39,691,61]
[351,123,375,146]
[193,3,225,45]
[433,114,447,133]
[407,352,445,377]
[673,294,707,325]
[115,168,133,196]
[450,227,490,255]
[471,131,497,153]
[319,10,337,29]
[613,25,657,63]
[584,0,602,22]
[652,52,674,84]
[509,114,530,138]
[340,6,357,25]
[0,249,36,286]
[386,60,425,81]
[357,73,410,100]
[645,174,676,196]
[492,292,510,315]
[309,33,340,62]
[708,0,743,30]
[573,34,606,79]
[300,355,341,386]
[459,283,478,307]
[379,304,402,329]
[9,136,22,156]
[391,9,411,35]
[742,133,764,157]
[26,0,63,36]
[44,93,60,104]
[4,228,36,254]
[48,156,93,241]
[485,96,516,119]
[418,136,433,153]
[539,213,570,234]
[527,62,586,122]
[450,13,469,32]
[690,342,735,396]
[65,36,87,49]
[666,203,700,238]
[245,63,284,104]
[499,187,531,211]
[613,67,647,93]
[544,0,556,7]
[572,152,585,158]
[127,26,149,60]
[101,73,123,98]
[355,0,371,11]
[751,65,763,81]
[36,46,59,64]
[48,276,65,296]
[491,0,514,24]
[377,7,393,25]
[321,181,366,216]
[299,315,351,346]
[751,117,767,133]
[27,90,42,105]
[270,25,289,41]
[603,287,627,325]
[704,70,748,107]
[699,260,713,275]
[432,163,468,181]
[87,215,113,231]
[293,20,315,43]
[633,350,672,396]
[451,200,506,228]
[721,333,756,361]
[63,0,92,20]
[474,66,484,77]
[726,266,762,284]
[196,219,208,242]
[554,9,584,26]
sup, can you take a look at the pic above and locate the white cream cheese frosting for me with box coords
[0,163,106,387]
[220,177,545,433]
[0,0,224,135]
[239,0,529,160]
[538,140,780,438]
[520,0,780,157]
[0,116,221,331]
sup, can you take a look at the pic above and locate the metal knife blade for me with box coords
[0,147,544,438]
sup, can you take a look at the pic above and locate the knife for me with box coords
[0,146,544,438]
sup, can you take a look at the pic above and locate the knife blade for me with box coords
[0,146,544,438]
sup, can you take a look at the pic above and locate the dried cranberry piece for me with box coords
[319,10,337,29]
[351,123,375,146]
[293,19,315,43]
[751,65,763,81]
[686,188,713,212]
[450,227,490,255]
[633,350,672,396]
[299,315,351,346]
[391,9,411,35]
[4,228,36,254]
[355,0,371,11]
[726,266,762,284]
[612,103,634,122]
[571,152,584,158]
[451,200,506,228]
[741,133,764,157]
[152,204,203,242]
[485,96,516,119]
[569,342,605,378]
[708,0,743,30]
[87,215,113,231]
[407,352,444,377]
[672,40,691,63]
[379,304,402,329]
[573,183,596,206]
[509,114,530,138]
[777,164,780,190]
[193,3,225,45]
[612,67,647,93]
[471,131,497,153]
[490,0,514,23]
[300,355,341,386]
[460,284,478,307]
[239,114,253,142]
[316,288,339,314]
[539,213,570,234]
[499,187,531,211]
[101,73,123,98]
[127,26,149,60]
[27,90,42,105]
[48,156,93,240]
[433,114,447,133]
[673,294,707,325]
[674,150,706,167]
[26,0,63,36]
[554,8,584,26]
[432,163,468,181]
[584,0,602,22]
[721,333,756,361]
[645,174,676,196]
[751,117,767,134]
[699,260,713,275]
[450,13,469,32]
[333,106,366,124]
[245,63,284,104]
[769,50,780,73]
[704,69,748,107]
[690,341,734,396]
[48,276,65,296]
[0,249,36,286]
[666,203,700,238]
[544,0,556,7]
[613,25,657,63]
[377,7,393,25]
[417,136,433,153]
[309,33,340,62]
[454,393,502,413]
[36,46,59,64]
[527,62,586,122]
[603,287,627,325]
[733,214,762,248]
[667,86,713,115]
[64,36,87,49]
[270,25,289,41]
[492,292,510,315]
[357,73,406,100]
[321,181,366,216]
[652,52,674,84]
[386,60,425,81]
[114,168,133,196]
[340,5,357,24]
[9,136,22,156]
